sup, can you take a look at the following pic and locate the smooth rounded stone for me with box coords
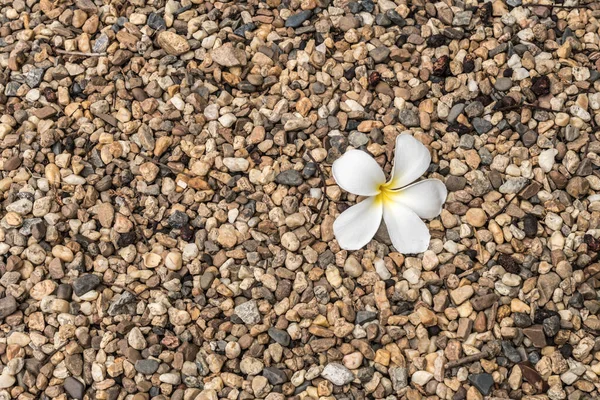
[447,103,465,123]
[135,359,159,375]
[411,370,433,386]
[200,272,215,290]
[128,327,147,350]
[281,232,300,251]
[275,170,303,186]
[344,256,363,277]
[0,374,15,389]
[370,47,390,63]
[446,176,466,191]
[465,208,486,227]
[495,78,513,91]
[0,296,17,319]
[159,373,181,384]
[64,377,85,400]
[240,357,264,375]
[321,363,354,386]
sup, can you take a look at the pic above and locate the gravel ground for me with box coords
[1,0,600,399]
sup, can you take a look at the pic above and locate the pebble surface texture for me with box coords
[1,0,600,399]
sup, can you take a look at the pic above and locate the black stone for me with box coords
[357,366,375,382]
[263,367,287,385]
[559,344,573,359]
[108,291,137,316]
[275,170,303,186]
[348,2,362,13]
[432,55,450,77]
[168,211,189,228]
[72,274,101,296]
[268,327,291,347]
[302,162,317,178]
[533,308,559,324]
[528,351,541,364]
[117,231,137,247]
[463,55,475,73]
[344,67,356,80]
[513,312,532,328]
[531,75,550,96]
[427,34,447,47]
[375,13,391,26]
[468,373,494,395]
[294,380,311,394]
[497,254,519,274]
[57,283,73,300]
[234,23,256,37]
[523,214,538,238]
[473,117,493,134]
[238,82,257,93]
[360,0,374,12]
[135,359,159,374]
[317,250,335,268]
[356,310,378,325]
[285,10,312,28]
[148,13,166,30]
[543,315,560,337]
[568,292,583,309]
[453,386,467,400]
[64,377,85,400]
[385,10,406,26]
[501,341,522,363]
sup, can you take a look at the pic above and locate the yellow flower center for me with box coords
[377,183,398,206]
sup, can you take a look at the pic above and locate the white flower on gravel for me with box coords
[332,134,447,253]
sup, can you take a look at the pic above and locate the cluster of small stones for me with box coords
[2,0,600,399]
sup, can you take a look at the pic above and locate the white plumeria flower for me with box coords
[332,134,447,253]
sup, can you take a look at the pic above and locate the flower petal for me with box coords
[383,202,430,253]
[389,179,447,219]
[332,150,385,196]
[387,134,431,189]
[333,196,383,250]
